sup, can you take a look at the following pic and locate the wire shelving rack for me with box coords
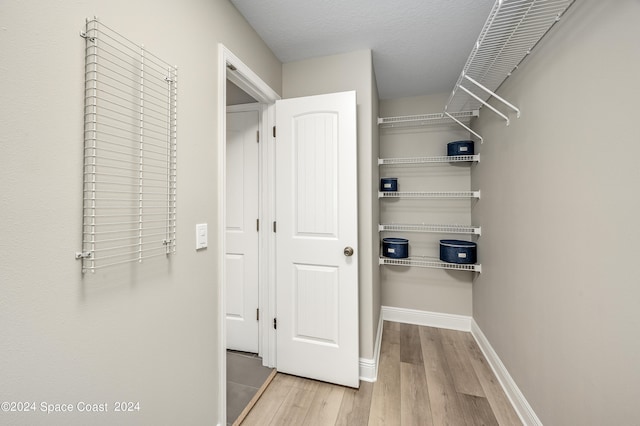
[379,224,481,236]
[445,0,576,127]
[379,256,481,273]
[78,18,177,273]
[379,191,480,199]
[378,154,479,165]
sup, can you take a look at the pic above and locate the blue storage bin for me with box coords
[447,140,474,156]
[380,177,398,192]
[382,238,409,258]
[440,239,477,264]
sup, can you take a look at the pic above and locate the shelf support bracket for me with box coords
[444,112,483,144]
[463,74,521,120]
[459,85,510,125]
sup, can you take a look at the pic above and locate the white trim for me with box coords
[216,45,227,426]
[471,320,541,426]
[358,358,377,383]
[381,305,472,331]
[359,309,384,382]
[217,43,280,426]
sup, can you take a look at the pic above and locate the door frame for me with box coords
[217,44,280,425]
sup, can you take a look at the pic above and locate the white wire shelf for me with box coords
[379,191,480,199]
[379,256,481,273]
[79,18,177,273]
[445,0,575,119]
[378,110,478,128]
[379,223,481,236]
[378,154,479,165]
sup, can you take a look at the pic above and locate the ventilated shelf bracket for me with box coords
[444,112,483,144]
[461,75,520,124]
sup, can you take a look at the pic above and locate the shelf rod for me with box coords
[464,74,521,118]
[444,112,483,144]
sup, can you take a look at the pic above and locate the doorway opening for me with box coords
[217,44,280,426]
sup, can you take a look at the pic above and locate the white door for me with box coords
[275,91,359,388]
[226,108,260,353]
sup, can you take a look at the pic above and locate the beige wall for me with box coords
[379,94,474,315]
[283,50,380,359]
[471,1,640,424]
[0,0,281,424]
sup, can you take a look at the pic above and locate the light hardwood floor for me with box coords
[241,321,522,426]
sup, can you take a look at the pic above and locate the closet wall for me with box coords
[472,0,640,424]
[379,93,474,315]
[0,1,281,424]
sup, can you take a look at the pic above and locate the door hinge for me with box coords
[273,221,277,233]
[257,130,260,143]
[272,126,276,138]
[273,318,277,329]
[256,308,259,321]
[257,218,259,232]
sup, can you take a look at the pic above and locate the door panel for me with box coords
[293,263,339,345]
[276,91,359,388]
[226,109,260,353]
[225,254,245,317]
[294,112,337,237]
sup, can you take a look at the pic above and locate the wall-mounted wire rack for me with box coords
[445,0,576,135]
[379,256,481,273]
[379,191,480,199]
[77,18,177,273]
[379,224,481,236]
[378,154,479,165]
[377,110,478,129]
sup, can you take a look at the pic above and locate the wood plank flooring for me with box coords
[241,321,522,426]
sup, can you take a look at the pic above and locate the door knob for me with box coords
[344,246,354,257]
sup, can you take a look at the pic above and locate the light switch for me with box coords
[196,223,208,250]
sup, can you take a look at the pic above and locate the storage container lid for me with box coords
[439,239,476,248]
[447,140,474,145]
[382,237,408,244]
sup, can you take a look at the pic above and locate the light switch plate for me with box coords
[196,223,208,250]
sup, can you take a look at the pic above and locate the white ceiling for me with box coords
[230,0,495,100]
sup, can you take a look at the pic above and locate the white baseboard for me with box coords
[381,305,472,331]
[359,310,384,382]
[358,357,377,383]
[471,319,541,426]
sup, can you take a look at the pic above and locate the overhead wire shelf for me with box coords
[379,191,480,199]
[379,223,481,235]
[378,154,479,165]
[445,0,576,120]
[379,256,481,273]
[377,110,478,128]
